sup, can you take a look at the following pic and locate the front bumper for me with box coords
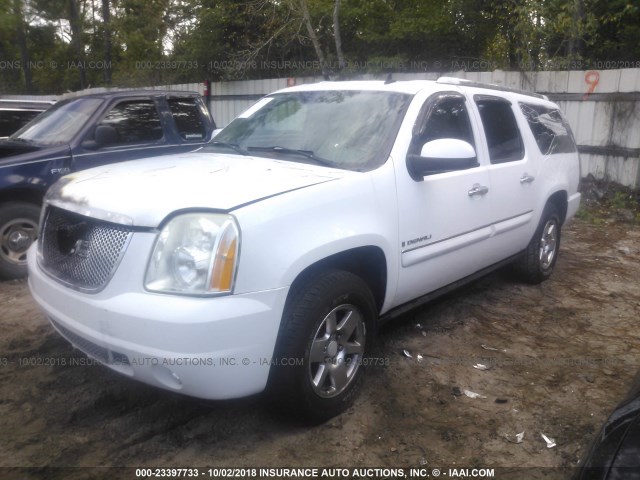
[27,234,289,400]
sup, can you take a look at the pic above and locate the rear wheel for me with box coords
[514,203,562,284]
[0,202,41,280]
[268,269,377,423]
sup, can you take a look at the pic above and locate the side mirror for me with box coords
[407,138,478,181]
[82,125,119,149]
[94,125,118,145]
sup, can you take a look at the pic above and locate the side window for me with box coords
[415,95,474,148]
[519,103,577,155]
[475,97,524,163]
[98,100,163,144]
[167,97,206,141]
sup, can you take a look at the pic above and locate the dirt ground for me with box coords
[1,192,639,479]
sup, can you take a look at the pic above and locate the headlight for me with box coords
[145,213,240,295]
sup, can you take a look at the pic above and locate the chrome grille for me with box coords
[40,206,133,292]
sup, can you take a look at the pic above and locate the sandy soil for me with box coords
[0,216,639,480]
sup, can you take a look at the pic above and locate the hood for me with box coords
[0,138,42,164]
[0,143,70,170]
[45,152,350,227]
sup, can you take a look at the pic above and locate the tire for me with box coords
[268,269,377,423]
[514,203,562,284]
[0,202,41,280]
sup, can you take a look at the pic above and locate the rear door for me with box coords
[469,94,537,256]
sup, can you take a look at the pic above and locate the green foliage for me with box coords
[579,179,640,225]
[0,0,639,92]
[584,0,640,62]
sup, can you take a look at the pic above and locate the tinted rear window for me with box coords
[475,98,524,164]
[167,97,206,141]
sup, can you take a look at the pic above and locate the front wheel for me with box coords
[514,203,562,284]
[268,269,377,423]
[0,202,41,280]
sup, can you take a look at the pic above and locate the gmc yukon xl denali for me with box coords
[28,78,581,422]
[0,90,215,279]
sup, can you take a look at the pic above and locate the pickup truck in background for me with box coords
[0,90,216,279]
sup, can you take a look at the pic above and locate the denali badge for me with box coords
[402,234,432,248]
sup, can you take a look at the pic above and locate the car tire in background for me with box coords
[0,202,40,280]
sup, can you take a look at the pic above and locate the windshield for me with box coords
[208,90,412,171]
[11,98,103,146]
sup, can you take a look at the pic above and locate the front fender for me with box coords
[0,146,72,202]
[232,166,399,312]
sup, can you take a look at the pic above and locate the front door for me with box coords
[71,97,209,172]
[394,91,495,306]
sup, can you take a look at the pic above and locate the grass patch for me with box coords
[577,177,639,225]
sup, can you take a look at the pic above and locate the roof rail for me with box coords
[0,98,56,105]
[436,76,548,100]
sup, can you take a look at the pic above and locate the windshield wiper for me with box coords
[7,137,34,144]
[209,141,249,156]
[247,146,336,168]
[3,137,40,147]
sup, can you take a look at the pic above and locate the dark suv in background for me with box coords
[0,90,216,279]
[0,99,55,139]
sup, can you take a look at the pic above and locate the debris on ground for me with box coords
[481,344,498,351]
[505,432,525,444]
[541,433,557,448]
[463,390,487,399]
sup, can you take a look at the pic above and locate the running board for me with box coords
[378,252,523,325]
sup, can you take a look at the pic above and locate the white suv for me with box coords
[28,78,581,421]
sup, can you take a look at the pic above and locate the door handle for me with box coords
[520,173,535,184]
[468,184,489,196]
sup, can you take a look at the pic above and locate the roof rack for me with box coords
[436,76,548,100]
